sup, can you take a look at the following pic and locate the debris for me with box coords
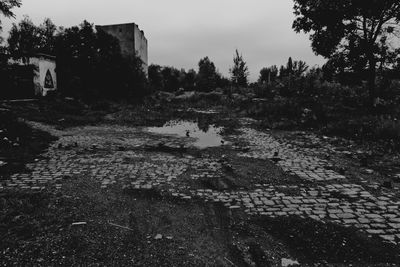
[108,222,134,231]
[0,161,6,167]
[224,257,237,266]
[223,163,233,172]
[363,169,374,174]
[154,234,163,240]
[338,167,346,175]
[271,157,282,163]
[145,142,187,153]
[382,180,393,189]
[173,91,196,101]
[166,236,173,240]
[281,258,300,267]
[71,222,87,226]
[360,157,369,167]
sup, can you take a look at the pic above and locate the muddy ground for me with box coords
[1,97,400,266]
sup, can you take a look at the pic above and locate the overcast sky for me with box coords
[2,0,326,81]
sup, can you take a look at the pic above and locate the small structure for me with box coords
[97,22,148,74]
[5,54,57,98]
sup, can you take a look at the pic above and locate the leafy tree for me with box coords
[0,45,6,63]
[292,60,309,77]
[275,57,310,96]
[279,58,309,78]
[293,0,400,104]
[287,57,293,75]
[148,65,198,92]
[184,68,197,90]
[216,74,231,88]
[259,65,278,84]
[278,65,286,79]
[148,64,163,91]
[38,18,57,54]
[197,56,218,92]
[0,0,21,63]
[0,0,21,34]
[286,57,294,94]
[7,16,41,62]
[160,66,180,92]
[55,21,96,97]
[8,17,58,60]
[230,49,249,87]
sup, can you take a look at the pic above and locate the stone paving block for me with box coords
[337,213,356,219]
[367,229,385,235]
[388,223,400,229]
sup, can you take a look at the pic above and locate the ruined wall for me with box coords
[98,23,148,74]
[30,56,57,96]
[98,23,135,59]
[133,25,148,72]
[8,54,57,97]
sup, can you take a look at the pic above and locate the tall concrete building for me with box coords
[97,22,148,74]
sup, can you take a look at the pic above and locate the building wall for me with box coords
[98,23,148,74]
[30,56,57,96]
[8,55,57,97]
[98,23,135,59]
[133,25,148,72]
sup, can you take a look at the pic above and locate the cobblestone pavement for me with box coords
[238,128,347,181]
[1,120,400,245]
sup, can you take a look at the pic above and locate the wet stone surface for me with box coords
[148,120,226,149]
[238,128,346,182]
[1,119,400,246]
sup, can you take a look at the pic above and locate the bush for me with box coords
[375,117,400,141]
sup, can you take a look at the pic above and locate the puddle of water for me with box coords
[147,120,226,149]
[281,258,300,267]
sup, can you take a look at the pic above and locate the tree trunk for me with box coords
[367,56,377,108]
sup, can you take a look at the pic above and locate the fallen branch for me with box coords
[224,257,237,267]
[108,222,135,231]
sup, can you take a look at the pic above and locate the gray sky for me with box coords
[2,0,326,81]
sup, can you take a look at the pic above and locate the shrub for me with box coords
[375,117,400,141]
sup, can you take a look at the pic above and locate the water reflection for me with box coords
[148,120,226,149]
[281,258,300,267]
